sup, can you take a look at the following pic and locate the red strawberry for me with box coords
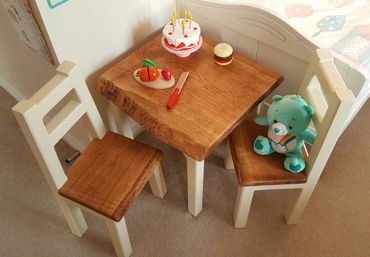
[161,68,172,81]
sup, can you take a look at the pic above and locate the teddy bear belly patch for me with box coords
[268,132,297,154]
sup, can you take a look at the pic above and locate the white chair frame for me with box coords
[12,61,167,257]
[224,49,356,228]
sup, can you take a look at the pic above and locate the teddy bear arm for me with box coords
[254,116,269,126]
[301,130,316,145]
[285,147,302,158]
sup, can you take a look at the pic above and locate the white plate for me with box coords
[133,68,175,89]
[161,36,203,58]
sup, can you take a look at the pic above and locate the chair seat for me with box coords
[59,131,163,221]
[229,119,307,186]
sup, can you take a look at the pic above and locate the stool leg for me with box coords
[185,155,204,217]
[106,218,132,257]
[234,186,254,228]
[58,197,87,237]
[110,102,134,139]
[284,186,314,225]
[224,140,235,170]
[148,165,167,198]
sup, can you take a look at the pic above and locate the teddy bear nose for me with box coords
[274,128,280,133]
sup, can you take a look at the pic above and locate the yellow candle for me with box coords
[173,11,177,19]
[184,9,187,19]
[171,16,175,31]
[189,14,193,28]
[182,19,185,33]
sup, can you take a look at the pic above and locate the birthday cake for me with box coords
[162,18,201,53]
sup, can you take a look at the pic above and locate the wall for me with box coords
[1,0,174,151]
[0,2,55,100]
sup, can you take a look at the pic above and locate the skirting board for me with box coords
[0,77,25,101]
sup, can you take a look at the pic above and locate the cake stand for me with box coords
[161,36,203,58]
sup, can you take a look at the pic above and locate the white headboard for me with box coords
[185,0,319,98]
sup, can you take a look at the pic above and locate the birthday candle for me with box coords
[182,19,185,34]
[171,16,175,32]
[189,14,193,28]
[184,9,187,19]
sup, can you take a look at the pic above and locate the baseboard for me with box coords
[0,77,25,101]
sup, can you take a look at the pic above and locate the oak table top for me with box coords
[96,34,283,161]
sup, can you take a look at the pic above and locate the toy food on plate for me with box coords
[139,67,160,82]
[213,43,233,66]
[161,10,202,57]
[161,68,173,81]
[162,18,201,51]
[142,59,157,68]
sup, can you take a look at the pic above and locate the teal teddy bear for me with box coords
[254,95,316,173]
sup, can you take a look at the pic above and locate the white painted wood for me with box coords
[11,61,108,237]
[110,102,134,139]
[189,0,316,61]
[57,197,88,237]
[284,187,314,225]
[188,0,367,130]
[106,219,133,257]
[256,42,309,98]
[224,140,235,170]
[233,186,254,228]
[11,61,142,256]
[227,49,356,227]
[185,155,205,217]
[148,165,168,199]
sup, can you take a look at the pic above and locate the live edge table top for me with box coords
[96,34,283,161]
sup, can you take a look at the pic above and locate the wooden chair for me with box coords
[224,49,356,228]
[12,61,167,257]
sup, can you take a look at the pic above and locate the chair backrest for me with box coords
[298,49,355,183]
[12,61,107,193]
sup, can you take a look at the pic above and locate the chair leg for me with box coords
[185,155,205,217]
[148,165,167,198]
[110,102,134,139]
[224,140,235,170]
[57,197,88,237]
[106,218,132,257]
[233,186,254,228]
[284,187,314,225]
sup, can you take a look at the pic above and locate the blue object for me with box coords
[253,95,316,173]
[47,0,69,9]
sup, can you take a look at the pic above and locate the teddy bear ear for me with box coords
[272,95,283,102]
[304,105,315,115]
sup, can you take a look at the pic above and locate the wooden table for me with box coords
[96,34,283,216]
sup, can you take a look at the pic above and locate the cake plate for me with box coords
[161,36,203,58]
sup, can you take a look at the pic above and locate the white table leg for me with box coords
[148,165,167,198]
[224,140,235,170]
[110,102,134,139]
[185,155,204,217]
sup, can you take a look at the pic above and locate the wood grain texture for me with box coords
[229,119,307,186]
[59,132,162,222]
[96,34,283,161]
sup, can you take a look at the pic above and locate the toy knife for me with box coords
[166,71,189,110]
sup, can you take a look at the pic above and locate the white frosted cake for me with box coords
[162,18,201,51]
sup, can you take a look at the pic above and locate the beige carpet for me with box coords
[1,87,369,257]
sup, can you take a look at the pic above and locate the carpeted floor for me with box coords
[1,87,369,257]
